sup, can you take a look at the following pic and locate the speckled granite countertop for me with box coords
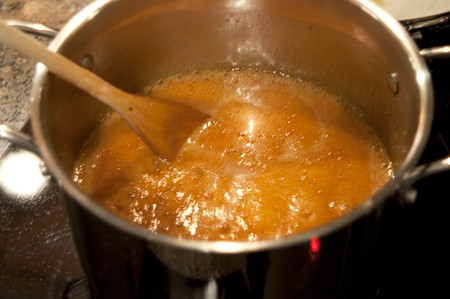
[0,0,93,154]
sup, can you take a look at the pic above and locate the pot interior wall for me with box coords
[38,0,422,184]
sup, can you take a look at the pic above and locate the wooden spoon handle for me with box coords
[0,20,209,161]
[0,20,127,110]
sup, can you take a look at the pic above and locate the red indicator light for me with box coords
[309,237,320,253]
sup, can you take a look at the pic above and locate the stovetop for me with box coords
[0,14,449,299]
[0,121,89,298]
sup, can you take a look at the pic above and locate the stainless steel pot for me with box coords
[1,0,450,298]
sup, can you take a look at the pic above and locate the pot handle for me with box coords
[420,45,450,59]
[3,19,58,38]
[0,124,40,156]
[398,12,450,203]
[398,39,450,202]
[0,21,57,157]
[400,157,450,204]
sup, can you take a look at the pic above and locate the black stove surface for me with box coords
[0,17,449,299]
[0,122,90,298]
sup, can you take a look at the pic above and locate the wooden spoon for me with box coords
[0,20,209,161]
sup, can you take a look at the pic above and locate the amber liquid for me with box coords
[73,69,392,241]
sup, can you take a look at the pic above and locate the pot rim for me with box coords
[30,0,433,254]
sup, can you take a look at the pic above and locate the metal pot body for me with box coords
[29,0,432,298]
[67,195,386,298]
